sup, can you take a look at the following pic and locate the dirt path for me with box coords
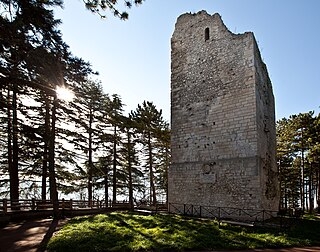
[0,218,67,252]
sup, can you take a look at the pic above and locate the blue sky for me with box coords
[55,0,320,122]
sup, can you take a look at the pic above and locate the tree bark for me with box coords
[48,96,59,218]
[88,108,93,207]
[42,97,50,201]
[309,163,314,213]
[112,125,117,203]
[317,166,320,212]
[127,130,133,210]
[148,132,156,206]
[301,129,305,211]
[165,142,169,204]
[104,165,109,207]
[8,86,19,209]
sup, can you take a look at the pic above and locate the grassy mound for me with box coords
[47,212,320,251]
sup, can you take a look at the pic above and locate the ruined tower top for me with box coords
[173,11,237,39]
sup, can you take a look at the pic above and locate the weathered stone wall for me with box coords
[169,11,279,212]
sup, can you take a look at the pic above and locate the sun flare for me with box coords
[56,86,75,102]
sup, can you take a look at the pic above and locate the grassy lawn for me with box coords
[46,212,320,252]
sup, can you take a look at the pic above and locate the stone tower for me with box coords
[169,11,279,212]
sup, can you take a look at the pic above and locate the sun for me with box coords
[56,86,75,102]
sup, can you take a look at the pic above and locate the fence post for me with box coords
[218,207,221,229]
[3,199,7,214]
[69,199,72,210]
[183,204,186,215]
[200,206,202,217]
[31,198,36,210]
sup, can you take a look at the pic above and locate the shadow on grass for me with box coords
[37,219,59,252]
[46,212,320,252]
[288,218,320,242]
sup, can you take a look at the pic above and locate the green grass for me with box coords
[46,212,320,252]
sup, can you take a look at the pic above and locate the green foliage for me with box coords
[83,0,144,20]
[47,212,320,251]
[131,101,169,204]
[277,112,320,212]
[0,0,164,206]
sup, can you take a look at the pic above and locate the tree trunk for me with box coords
[284,178,288,210]
[148,133,156,206]
[317,166,320,212]
[8,86,19,209]
[301,130,305,211]
[127,130,133,210]
[300,159,305,211]
[165,142,169,204]
[112,125,117,203]
[7,90,13,203]
[88,108,93,207]
[48,96,59,218]
[278,161,283,209]
[104,165,109,207]
[309,163,314,213]
[42,97,50,201]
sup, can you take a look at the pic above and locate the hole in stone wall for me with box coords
[205,27,210,41]
[213,122,216,125]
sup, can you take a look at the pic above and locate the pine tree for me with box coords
[131,101,166,206]
[119,115,142,209]
[290,112,314,211]
[277,112,320,212]
[68,80,109,206]
[0,0,66,209]
[106,94,124,203]
[153,122,170,203]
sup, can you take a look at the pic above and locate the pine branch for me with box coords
[82,0,144,20]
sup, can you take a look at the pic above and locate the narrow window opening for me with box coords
[205,27,210,41]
